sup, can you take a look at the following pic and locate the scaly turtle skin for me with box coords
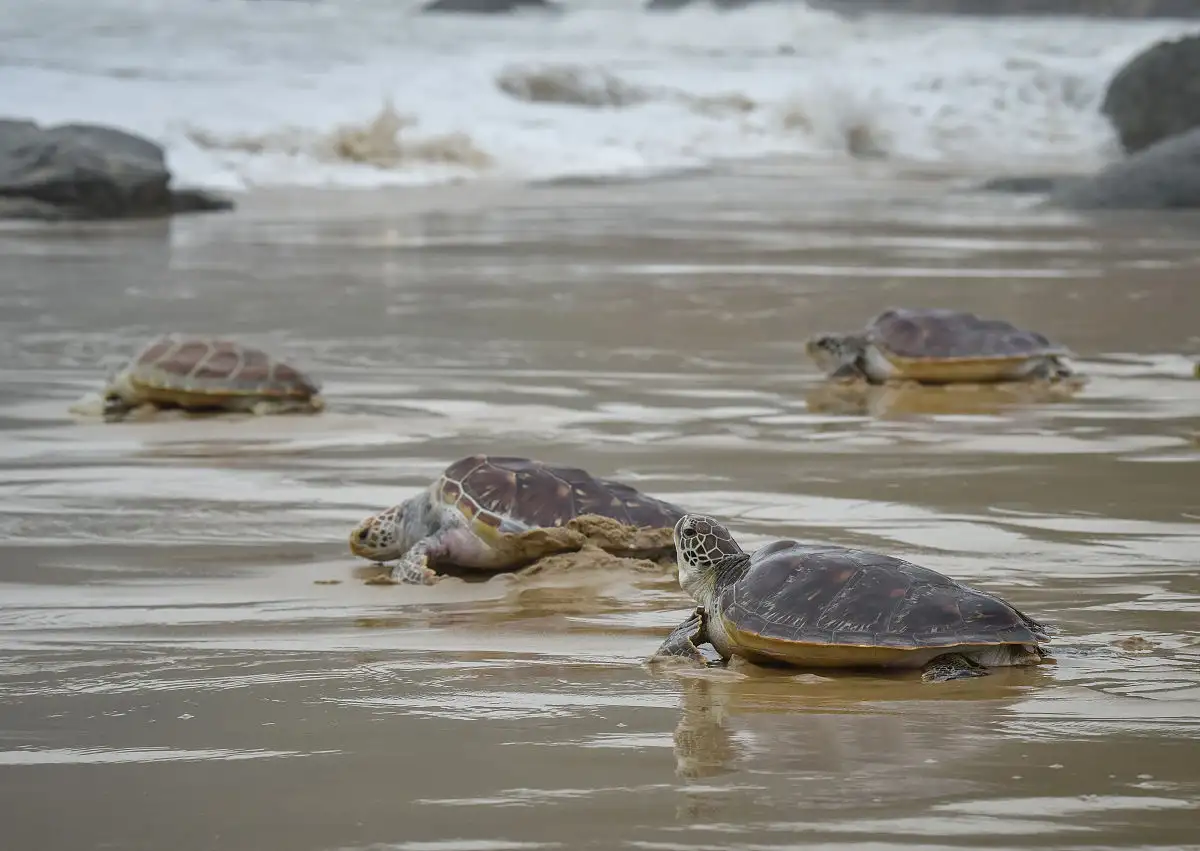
[349,454,686,585]
[95,334,323,421]
[650,514,1051,683]
[805,307,1076,385]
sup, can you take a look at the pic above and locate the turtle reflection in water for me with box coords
[74,334,323,421]
[651,514,1052,683]
[805,307,1078,386]
[349,455,685,585]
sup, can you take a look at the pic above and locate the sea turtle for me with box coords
[651,514,1051,683]
[349,454,686,585]
[83,334,323,421]
[805,307,1076,385]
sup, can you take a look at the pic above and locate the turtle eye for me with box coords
[681,526,697,539]
[357,528,371,542]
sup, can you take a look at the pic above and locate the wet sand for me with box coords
[1,160,1198,851]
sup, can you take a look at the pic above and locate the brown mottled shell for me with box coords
[436,454,684,534]
[120,335,320,402]
[720,540,1048,665]
[869,308,1070,382]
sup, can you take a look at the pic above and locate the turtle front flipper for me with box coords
[1026,356,1074,382]
[101,393,138,422]
[828,363,870,383]
[648,608,726,668]
[921,653,990,683]
[387,539,444,586]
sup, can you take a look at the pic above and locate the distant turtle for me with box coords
[87,334,323,421]
[805,307,1076,385]
[349,454,686,585]
[651,514,1051,683]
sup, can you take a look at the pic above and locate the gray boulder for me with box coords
[977,174,1086,195]
[1102,35,1200,155]
[0,119,232,222]
[807,0,1200,15]
[421,0,559,12]
[646,0,762,9]
[1050,127,1200,210]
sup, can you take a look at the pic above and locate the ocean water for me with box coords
[2,0,1198,190]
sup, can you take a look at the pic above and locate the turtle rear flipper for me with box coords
[921,653,990,683]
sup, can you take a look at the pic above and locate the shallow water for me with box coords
[1,165,1199,851]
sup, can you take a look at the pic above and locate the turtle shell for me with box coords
[868,308,1070,383]
[718,540,1048,668]
[121,335,320,405]
[435,454,685,535]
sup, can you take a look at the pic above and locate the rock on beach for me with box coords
[0,119,232,222]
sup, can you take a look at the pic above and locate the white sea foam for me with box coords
[1,0,1196,190]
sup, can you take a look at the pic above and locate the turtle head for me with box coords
[350,505,405,561]
[98,370,140,421]
[674,514,747,605]
[349,493,433,562]
[804,333,867,377]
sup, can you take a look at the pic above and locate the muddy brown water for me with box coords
[1,161,1198,851]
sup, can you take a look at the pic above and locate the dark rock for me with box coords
[978,175,1085,194]
[0,119,233,221]
[1049,127,1200,210]
[646,0,761,9]
[421,0,559,13]
[0,119,40,139]
[170,189,236,215]
[1102,35,1200,155]
[806,0,1200,16]
[0,197,75,221]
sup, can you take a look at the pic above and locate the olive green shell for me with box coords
[719,540,1048,664]
[435,454,685,533]
[869,308,1069,381]
[119,334,320,402]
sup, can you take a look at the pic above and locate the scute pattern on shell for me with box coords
[437,455,685,531]
[869,308,1068,362]
[129,335,319,398]
[723,541,1049,649]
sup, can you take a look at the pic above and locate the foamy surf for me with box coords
[3,0,1197,190]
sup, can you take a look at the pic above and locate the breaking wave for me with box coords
[182,101,492,186]
[3,0,1196,189]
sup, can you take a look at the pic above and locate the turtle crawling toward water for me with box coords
[651,514,1051,683]
[349,454,686,585]
[805,307,1076,385]
[77,334,323,421]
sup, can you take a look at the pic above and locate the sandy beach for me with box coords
[1,160,1198,850]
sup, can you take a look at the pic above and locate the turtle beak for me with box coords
[348,521,374,558]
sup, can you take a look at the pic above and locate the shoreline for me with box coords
[188,154,1088,225]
